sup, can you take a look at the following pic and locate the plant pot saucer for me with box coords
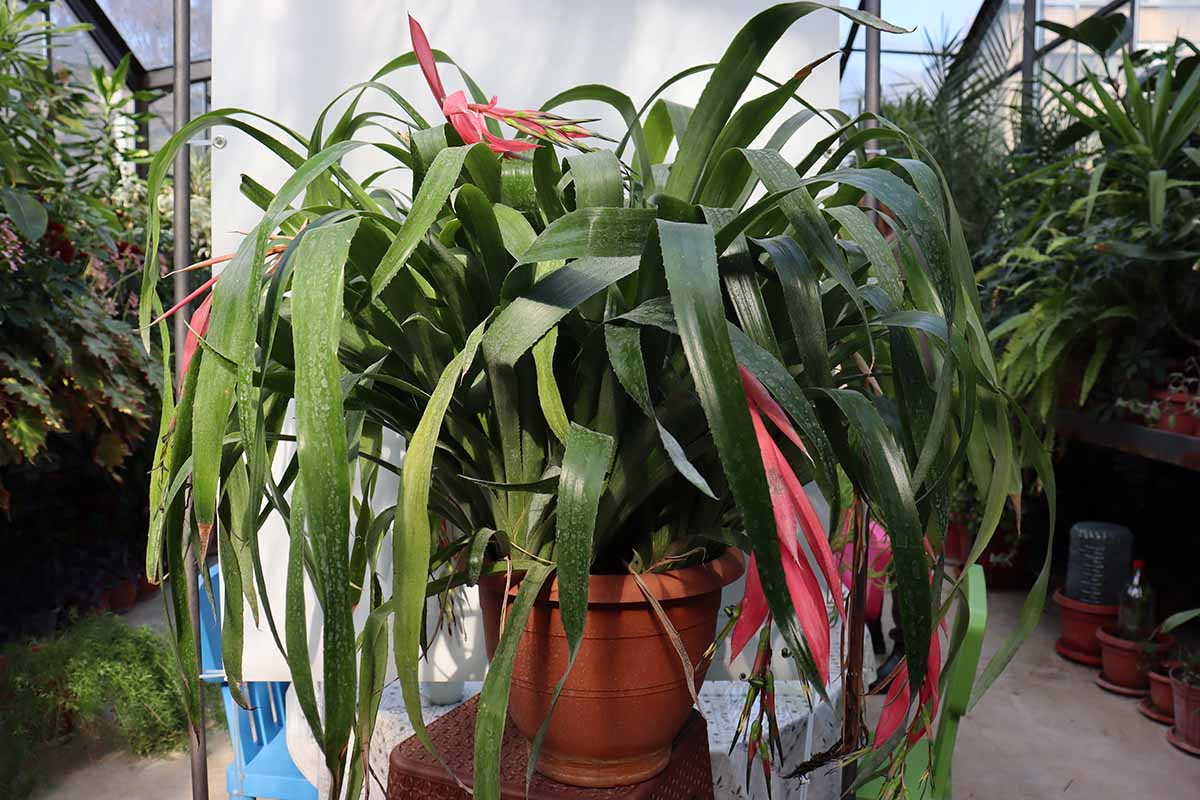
[1056,638,1102,667]
[1095,672,1149,697]
[1137,698,1173,725]
[1167,726,1200,757]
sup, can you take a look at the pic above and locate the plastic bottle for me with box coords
[1117,560,1155,640]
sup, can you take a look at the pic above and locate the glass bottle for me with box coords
[1117,560,1155,640]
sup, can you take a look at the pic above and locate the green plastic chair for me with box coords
[857,564,989,799]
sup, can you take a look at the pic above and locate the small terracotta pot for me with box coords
[1170,670,1200,753]
[137,575,159,599]
[1054,590,1117,665]
[481,550,744,787]
[108,579,138,613]
[1149,669,1175,719]
[944,519,969,567]
[1095,626,1172,690]
[1151,391,1198,436]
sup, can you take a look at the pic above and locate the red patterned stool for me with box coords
[387,696,714,799]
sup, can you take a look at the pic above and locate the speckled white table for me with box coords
[287,620,874,799]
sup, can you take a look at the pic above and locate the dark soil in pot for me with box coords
[479,550,744,787]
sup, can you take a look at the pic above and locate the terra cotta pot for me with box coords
[1095,626,1172,691]
[479,549,744,787]
[1170,670,1200,754]
[108,579,138,613]
[1054,590,1117,665]
[1149,669,1175,719]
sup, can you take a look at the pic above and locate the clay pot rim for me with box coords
[501,548,746,605]
[1149,668,1173,684]
[1096,625,1174,652]
[1053,589,1118,615]
[1169,667,1200,692]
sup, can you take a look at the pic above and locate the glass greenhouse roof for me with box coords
[95,0,211,70]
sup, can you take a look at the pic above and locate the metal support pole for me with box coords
[1021,0,1038,145]
[1127,0,1138,53]
[863,0,880,212]
[842,8,879,792]
[174,3,206,800]
[173,1,192,371]
[863,0,881,121]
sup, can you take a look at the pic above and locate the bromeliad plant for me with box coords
[141,4,1052,798]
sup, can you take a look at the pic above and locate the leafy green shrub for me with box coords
[0,614,200,796]
[979,26,1200,422]
[0,3,162,509]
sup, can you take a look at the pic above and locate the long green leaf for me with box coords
[291,217,361,788]
[518,208,656,264]
[605,323,716,498]
[526,424,615,786]
[664,2,903,201]
[370,143,480,298]
[482,256,640,365]
[394,328,480,762]
[474,562,555,800]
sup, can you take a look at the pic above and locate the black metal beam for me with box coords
[945,0,1006,88]
[136,59,211,90]
[62,0,146,82]
[839,0,869,77]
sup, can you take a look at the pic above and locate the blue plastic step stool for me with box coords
[199,564,318,800]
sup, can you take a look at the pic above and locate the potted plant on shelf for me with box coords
[139,5,1053,797]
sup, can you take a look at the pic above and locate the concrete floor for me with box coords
[947,588,1200,799]
[29,589,1200,799]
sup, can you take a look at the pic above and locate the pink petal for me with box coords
[482,128,538,154]
[180,292,212,379]
[408,16,446,104]
[730,555,769,662]
[873,660,911,748]
[442,89,470,116]
[447,111,484,145]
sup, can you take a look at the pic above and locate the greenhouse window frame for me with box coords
[61,0,209,90]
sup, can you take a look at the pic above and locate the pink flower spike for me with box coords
[180,292,212,381]
[780,544,830,686]
[747,405,832,685]
[739,365,808,456]
[775,444,846,620]
[408,16,446,104]
[152,271,219,326]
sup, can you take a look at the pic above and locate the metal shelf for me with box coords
[1054,410,1200,472]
